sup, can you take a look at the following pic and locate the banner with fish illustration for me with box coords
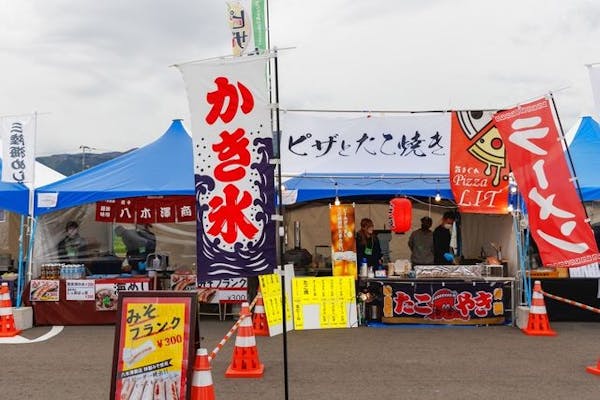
[450,111,509,214]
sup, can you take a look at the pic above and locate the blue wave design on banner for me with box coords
[195,136,276,280]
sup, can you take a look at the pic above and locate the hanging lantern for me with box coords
[389,198,412,233]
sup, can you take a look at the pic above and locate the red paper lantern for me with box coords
[389,198,412,233]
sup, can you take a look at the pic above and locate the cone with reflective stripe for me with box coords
[252,291,269,336]
[225,302,264,378]
[0,282,20,337]
[523,280,556,336]
[191,348,216,400]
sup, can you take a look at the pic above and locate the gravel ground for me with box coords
[1,320,599,399]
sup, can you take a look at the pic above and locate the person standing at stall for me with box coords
[57,221,88,263]
[356,218,382,268]
[408,216,434,266]
[433,211,456,265]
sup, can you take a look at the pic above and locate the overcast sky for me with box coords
[1,0,599,156]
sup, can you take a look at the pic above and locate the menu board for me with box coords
[292,276,357,330]
[110,292,197,400]
[66,280,95,301]
[259,271,293,336]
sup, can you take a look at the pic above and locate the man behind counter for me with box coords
[433,211,456,265]
[115,224,156,274]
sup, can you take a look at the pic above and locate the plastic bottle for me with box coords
[360,258,368,278]
[367,266,374,279]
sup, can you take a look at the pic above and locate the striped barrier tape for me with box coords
[541,290,600,315]
[208,295,260,362]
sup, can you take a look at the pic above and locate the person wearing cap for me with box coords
[57,221,88,262]
[433,211,457,265]
[408,216,434,266]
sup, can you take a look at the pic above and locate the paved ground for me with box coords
[1,320,599,399]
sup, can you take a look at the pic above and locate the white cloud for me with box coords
[0,0,598,154]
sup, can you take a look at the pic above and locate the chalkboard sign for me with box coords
[110,291,197,400]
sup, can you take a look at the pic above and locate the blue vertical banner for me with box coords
[178,55,275,281]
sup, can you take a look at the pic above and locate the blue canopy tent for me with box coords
[568,116,600,202]
[282,173,452,204]
[0,159,29,215]
[35,119,194,215]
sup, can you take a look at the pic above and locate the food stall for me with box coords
[359,264,515,325]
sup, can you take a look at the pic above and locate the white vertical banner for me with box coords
[588,65,600,120]
[226,0,254,56]
[1,115,35,183]
[177,55,276,281]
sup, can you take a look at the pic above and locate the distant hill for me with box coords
[37,150,135,176]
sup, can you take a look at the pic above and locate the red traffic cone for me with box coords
[191,348,216,400]
[0,282,20,337]
[225,302,264,378]
[252,291,269,337]
[586,358,600,376]
[523,280,556,336]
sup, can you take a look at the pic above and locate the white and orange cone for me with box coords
[523,280,556,336]
[191,348,216,400]
[225,302,264,378]
[252,291,269,337]
[0,282,20,337]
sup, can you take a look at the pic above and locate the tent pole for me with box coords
[16,215,25,307]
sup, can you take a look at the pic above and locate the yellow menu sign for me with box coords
[110,292,197,400]
[259,273,293,336]
[292,276,356,330]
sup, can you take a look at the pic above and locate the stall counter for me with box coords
[23,276,151,326]
[360,276,515,326]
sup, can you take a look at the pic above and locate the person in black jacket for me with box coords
[433,211,456,265]
[356,218,382,268]
[57,221,88,262]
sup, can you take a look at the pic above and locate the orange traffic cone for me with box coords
[587,359,600,376]
[0,282,20,337]
[522,280,556,336]
[225,302,264,378]
[191,348,216,400]
[252,291,269,337]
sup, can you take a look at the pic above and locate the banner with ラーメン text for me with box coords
[281,112,451,176]
[493,98,600,268]
[450,111,509,214]
[178,55,276,281]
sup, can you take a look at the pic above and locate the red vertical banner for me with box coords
[450,111,509,214]
[135,198,157,224]
[494,98,600,267]
[114,198,136,223]
[329,204,357,279]
[96,200,117,222]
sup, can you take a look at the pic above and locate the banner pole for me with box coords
[550,93,588,217]
[273,46,290,400]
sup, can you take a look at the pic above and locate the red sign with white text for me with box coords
[494,98,600,267]
[450,111,509,214]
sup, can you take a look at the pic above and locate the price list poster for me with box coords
[110,292,197,400]
[292,276,357,330]
[259,272,293,336]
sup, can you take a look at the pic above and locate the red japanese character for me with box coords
[473,291,493,317]
[413,293,433,315]
[393,291,415,315]
[207,184,258,243]
[213,128,251,181]
[455,291,476,318]
[205,77,254,124]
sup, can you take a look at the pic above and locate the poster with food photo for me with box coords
[110,292,197,400]
[29,279,60,302]
[95,283,119,311]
